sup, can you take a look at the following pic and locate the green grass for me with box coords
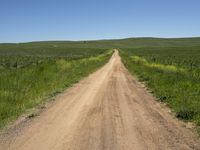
[0,45,112,129]
[1,37,200,53]
[120,46,200,127]
[1,37,200,130]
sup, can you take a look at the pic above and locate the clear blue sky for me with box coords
[0,0,200,43]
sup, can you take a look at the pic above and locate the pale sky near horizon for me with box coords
[0,0,200,43]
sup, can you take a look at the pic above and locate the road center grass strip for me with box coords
[0,50,113,129]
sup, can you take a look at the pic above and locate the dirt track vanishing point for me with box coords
[0,50,200,150]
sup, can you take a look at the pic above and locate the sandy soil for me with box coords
[0,50,200,150]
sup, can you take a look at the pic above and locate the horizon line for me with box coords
[1,36,200,44]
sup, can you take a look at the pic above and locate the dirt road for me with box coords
[1,50,200,150]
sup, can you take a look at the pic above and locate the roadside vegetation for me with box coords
[1,37,200,130]
[0,44,112,129]
[120,46,200,130]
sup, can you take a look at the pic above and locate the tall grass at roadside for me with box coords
[0,50,113,129]
[1,37,200,130]
[120,48,200,128]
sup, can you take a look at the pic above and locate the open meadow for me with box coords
[120,43,200,131]
[0,42,112,128]
[1,38,200,149]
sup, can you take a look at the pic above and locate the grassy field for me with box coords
[120,46,200,130]
[1,37,200,129]
[0,43,112,129]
